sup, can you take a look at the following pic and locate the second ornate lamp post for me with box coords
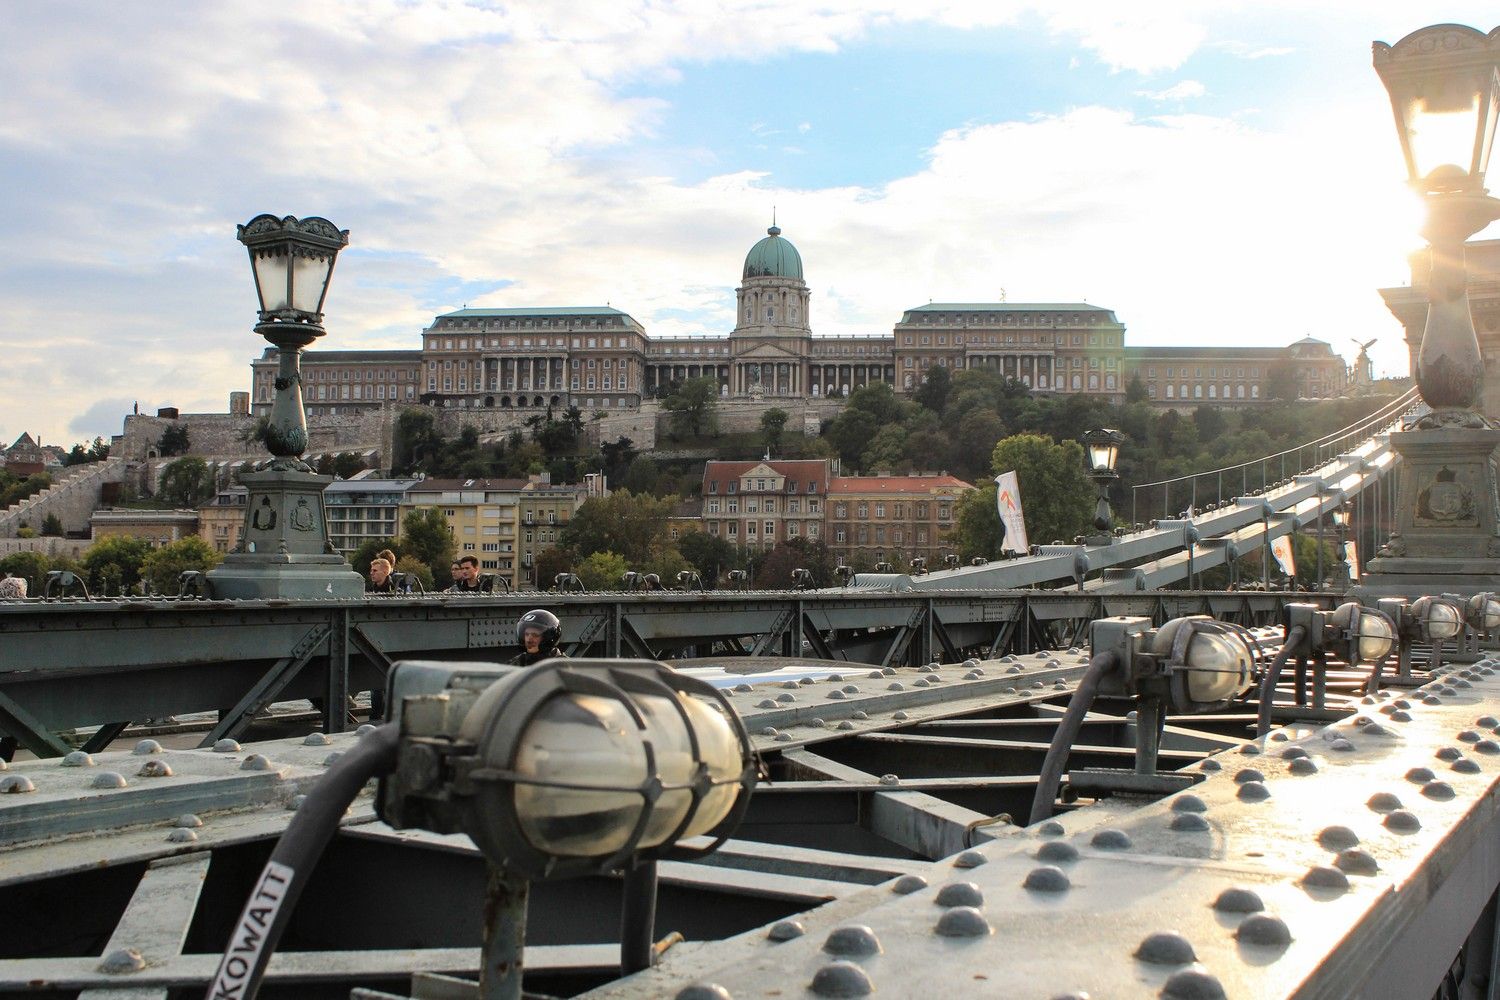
[1362,25,1500,600]
[207,214,364,599]
[1082,428,1125,546]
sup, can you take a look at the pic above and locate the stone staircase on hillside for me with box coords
[0,457,127,538]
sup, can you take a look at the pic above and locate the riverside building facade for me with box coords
[252,225,1348,417]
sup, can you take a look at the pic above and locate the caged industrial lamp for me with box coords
[1031,615,1256,823]
[212,658,757,1000]
[1256,602,1397,731]
[381,658,756,996]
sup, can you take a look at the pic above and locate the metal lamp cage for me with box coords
[1159,617,1260,713]
[459,659,758,881]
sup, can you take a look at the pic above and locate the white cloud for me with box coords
[1137,80,1206,101]
[5,0,1496,446]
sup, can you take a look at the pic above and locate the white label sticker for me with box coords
[206,860,294,1000]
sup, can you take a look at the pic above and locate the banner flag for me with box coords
[994,471,1029,555]
[1271,534,1296,578]
[1344,540,1360,581]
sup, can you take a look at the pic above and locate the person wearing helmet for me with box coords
[511,609,565,666]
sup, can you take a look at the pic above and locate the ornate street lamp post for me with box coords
[1082,428,1125,546]
[1362,26,1500,600]
[207,215,364,599]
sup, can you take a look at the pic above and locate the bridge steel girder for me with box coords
[586,661,1500,1000]
[0,590,1315,754]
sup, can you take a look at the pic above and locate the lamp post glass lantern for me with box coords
[1373,25,1500,415]
[1082,428,1125,542]
[206,214,363,602]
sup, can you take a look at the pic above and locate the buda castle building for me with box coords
[252,225,1347,418]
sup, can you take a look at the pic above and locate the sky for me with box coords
[2,2,1496,448]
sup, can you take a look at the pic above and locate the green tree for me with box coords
[1266,361,1299,400]
[576,550,629,590]
[158,457,217,508]
[861,424,909,472]
[760,407,789,456]
[0,551,52,593]
[393,409,444,474]
[1193,406,1228,443]
[560,490,676,565]
[677,530,735,585]
[622,455,662,495]
[952,484,1006,560]
[989,433,1093,545]
[401,507,457,584]
[65,443,90,466]
[140,537,223,594]
[664,376,720,438]
[0,473,50,508]
[535,545,577,590]
[913,365,953,414]
[599,437,637,483]
[157,424,190,456]
[752,537,838,589]
[1125,373,1149,404]
[826,409,879,468]
[40,513,63,537]
[82,535,152,594]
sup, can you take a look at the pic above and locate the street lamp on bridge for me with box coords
[1362,25,1500,600]
[206,215,363,599]
[1082,428,1125,547]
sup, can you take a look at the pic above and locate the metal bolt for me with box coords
[1234,769,1265,784]
[241,754,273,771]
[1092,828,1133,850]
[1161,969,1227,1000]
[887,682,905,692]
[1362,723,1394,738]
[176,814,202,828]
[733,683,753,693]
[893,711,910,721]
[0,775,36,794]
[1366,792,1402,813]
[1037,820,1066,837]
[1134,931,1196,964]
[1425,696,1445,706]
[1436,746,1463,761]
[1335,849,1379,875]
[213,738,242,753]
[954,850,988,868]
[809,961,873,998]
[1391,711,1413,722]
[1384,810,1422,833]
[1458,730,1481,743]
[1270,731,1290,742]
[935,906,992,937]
[1422,781,1457,800]
[1330,738,1356,752]
[842,684,860,694]
[1317,825,1359,850]
[777,693,796,703]
[303,732,331,746]
[1237,781,1270,801]
[61,750,95,767]
[138,760,173,778]
[1172,795,1208,814]
[800,677,816,686]
[891,874,928,894]
[837,720,856,731]
[1199,759,1222,772]
[1236,913,1292,948]
[1240,744,1263,756]
[852,711,870,720]
[867,671,883,680]
[1478,715,1500,728]
[167,828,198,843]
[759,727,778,737]
[1453,757,1482,773]
[879,774,900,786]
[355,724,377,737]
[91,771,127,789]
[823,925,881,957]
[913,678,932,688]
[1289,758,1319,775]
[1023,865,1070,892]
[132,739,163,755]
[1007,665,1023,674]
[768,920,805,941]
[807,718,827,729]
[775,732,793,743]
[1170,813,1210,832]
[935,882,985,908]
[98,948,145,974]
[1300,865,1350,893]
[755,699,778,708]
[1212,887,1264,913]
[1477,740,1500,755]
[675,985,733,1000]
[1037,841,1080,863]
[828,674,844,683]
[1406,767,1436,783]
[322,751,344,767]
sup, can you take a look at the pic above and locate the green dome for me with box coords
[743,226,804,281]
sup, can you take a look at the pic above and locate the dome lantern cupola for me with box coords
[743,225,804,281]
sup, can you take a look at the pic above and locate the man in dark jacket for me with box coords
[511,609,566,666]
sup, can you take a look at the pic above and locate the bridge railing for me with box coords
[1128,387,1421,526]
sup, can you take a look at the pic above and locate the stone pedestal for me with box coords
[1356,424,1500,601]
[206,468,363,600]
